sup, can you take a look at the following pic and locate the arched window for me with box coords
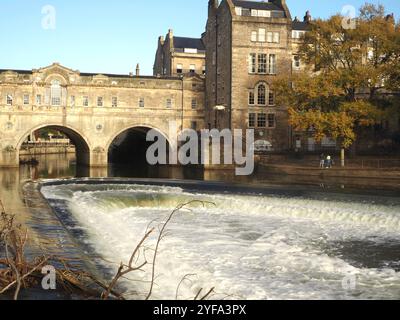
[257,84,266,105]
[51,80,61,106]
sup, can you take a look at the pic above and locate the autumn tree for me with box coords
[274,3,400,165]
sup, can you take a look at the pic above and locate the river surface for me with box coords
[1,154,400,300]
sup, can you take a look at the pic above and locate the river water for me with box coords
[1,154,400,300]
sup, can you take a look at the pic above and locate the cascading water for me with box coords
[41,183,400,300]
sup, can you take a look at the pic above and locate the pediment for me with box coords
[92,74,109,84]
[35,63,80,85]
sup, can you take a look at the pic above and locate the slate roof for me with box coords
[173,37,205,51]
[0,69,32,74]
[231,0,283,12]
[292,20,311,31]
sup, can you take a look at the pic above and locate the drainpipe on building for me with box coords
[181,76,184,131]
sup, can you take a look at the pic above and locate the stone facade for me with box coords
[0,0,316,167]
[0,63,205,167]
[204,0,310,151]
[154,29,206,77]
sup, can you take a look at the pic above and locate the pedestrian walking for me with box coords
[326,155,332,169]
[319,153,325,168]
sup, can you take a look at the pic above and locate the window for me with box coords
[267,32,273,43]
[258,84,266,105]
[191,99,197,109]
[258,28,266,42]
[257,113,267,128]
[70,96,75,107]
[269,54,277,74]
[36,94,42,105]
[139,98,145,108]
[6,94,13,106]
[249,113,256,128]
[177,64,183,74]
[268,91,275,106]
[166,98,172,109]
[23,94,29,105]
[251,10,271,17]
[191,121,198,131]
[83,96,89,107]
[249,53,256,73]
[268,114,276,128]
[258,54,267,74]
[242,8,251,16]
[184,48,198,54]
[97,97,103,107]
[249,91,255,105]
[112,97,118,108]
[273,32,280,43]
[293,55,301,69]
[190,64,196,73]
[51,80,61,106]
[251,31,258,42]
[292,30,305,39]
[202,65,206,75]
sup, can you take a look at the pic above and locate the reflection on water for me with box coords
[1,153,400,222]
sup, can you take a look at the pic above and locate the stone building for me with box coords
[1,0,318,168]
[0,63,205,167]
[202,0,311,151]
[153,29,206,77]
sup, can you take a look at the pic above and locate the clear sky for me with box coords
[0,0,399,75]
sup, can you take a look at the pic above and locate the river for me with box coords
[1,154,400,300]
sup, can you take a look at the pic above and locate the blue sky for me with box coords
[0,0,399,75]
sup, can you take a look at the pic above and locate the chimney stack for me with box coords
[136,63,140,77]
[304,10,312,23]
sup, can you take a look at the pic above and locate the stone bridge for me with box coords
[0,63,205,167]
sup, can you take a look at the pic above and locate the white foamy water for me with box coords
[41,184,400,300]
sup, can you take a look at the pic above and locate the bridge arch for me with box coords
[17,124,92,166]
[107,125,173,166]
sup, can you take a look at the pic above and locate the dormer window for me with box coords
[184,48,198,54]
[251,10,271,18]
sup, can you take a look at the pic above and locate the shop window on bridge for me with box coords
[70,95,75,107]
[23,94,29,105]
[112,97,118,108]
[139,98,145,108]
[36,94,42,105]
[97,96,103,107]
[6,94,13,106]
[83,96,89,107]
[51,80,62,106]
[166,98,172,109]
[191,99,197,109]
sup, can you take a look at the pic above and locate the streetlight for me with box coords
[214,105,226,130]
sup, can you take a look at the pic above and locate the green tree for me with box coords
[274,3,400,165]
